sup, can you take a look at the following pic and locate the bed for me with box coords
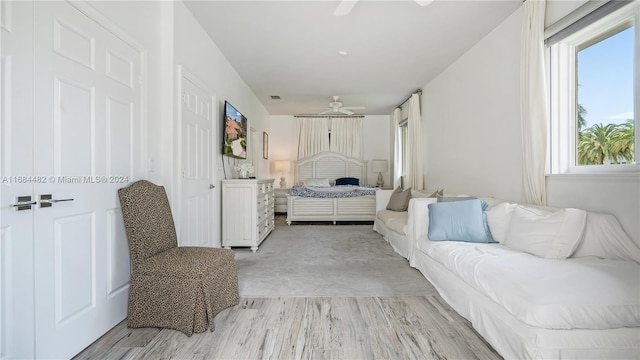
[286,152,377,225]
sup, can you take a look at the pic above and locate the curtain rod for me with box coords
[396,89,423,109]
[294,115,365,118]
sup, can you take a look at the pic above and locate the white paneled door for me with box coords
[180,69,216,247]
[1,2,36,359]
[1,2,143,359]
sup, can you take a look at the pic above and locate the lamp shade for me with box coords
[371,160,388,173]
[275,160,291,172]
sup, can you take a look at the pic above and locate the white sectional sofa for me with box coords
[373,189,412,258]
[373,189,440,259]
[373,190,640,359]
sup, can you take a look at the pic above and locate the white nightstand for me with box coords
[274,188,289,214]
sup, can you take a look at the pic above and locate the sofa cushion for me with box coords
[504,206,587,259]
[377,209,408,235]
[419,241,640,330]
[427,199,495,243]
[386,186,412,211]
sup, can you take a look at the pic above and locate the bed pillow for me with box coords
[386,187,412,212]
[427,199,495,243]
[504,206,587,259]
[303,178,331,187]
[335,177,359,186]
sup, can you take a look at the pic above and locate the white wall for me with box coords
[269,115,392,187]
[269,116,298,187]
[86,1,171,189]
[363,115,392,187]
[173,1,271,178]
[422,7,523,199]
[421,2,640,242]
[88,1,272,247]
[172,2,271,246]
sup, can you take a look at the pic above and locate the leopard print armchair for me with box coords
[118,180,239,336]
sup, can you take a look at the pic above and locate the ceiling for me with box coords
[184,0,522,116]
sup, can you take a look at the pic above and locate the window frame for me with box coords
[547,2,639,174]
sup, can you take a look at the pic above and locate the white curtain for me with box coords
[330,117,363,158]
[391,108,402,188]
[405,94,424,190]
[297,117,329,159]
[521,0,548,205]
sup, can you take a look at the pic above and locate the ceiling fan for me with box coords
[319,96,365,115]
[334,0,434,16]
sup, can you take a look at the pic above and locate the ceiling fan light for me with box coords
[317,95,364,115]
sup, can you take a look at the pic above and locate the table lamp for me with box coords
[371,160,388,188]
[274,160,292,188]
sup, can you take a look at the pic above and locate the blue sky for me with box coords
[577,26,634,128]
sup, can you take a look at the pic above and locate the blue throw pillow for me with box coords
[335,177,359,186]
[428,199,495,243]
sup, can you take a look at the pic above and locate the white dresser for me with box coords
[221,179,275,252]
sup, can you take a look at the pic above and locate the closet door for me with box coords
[180,72,216,247]
[1,2,143,358]
[32,2,142,358]
[0,2,36,359]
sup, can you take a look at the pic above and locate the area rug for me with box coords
[234,221,438,297]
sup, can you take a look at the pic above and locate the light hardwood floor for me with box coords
[74,296,500,360]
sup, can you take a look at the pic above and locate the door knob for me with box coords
[11,196,37,211]
[209,184,215,189]
[39,194,74,208]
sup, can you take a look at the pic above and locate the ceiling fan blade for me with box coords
[319,109,334,115]
[342,106,365,110]
[414,0,434,6]
[334,0,358,16]
[339,108,355,115]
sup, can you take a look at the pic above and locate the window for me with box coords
[548,2,639,173]
[398,120,408,181]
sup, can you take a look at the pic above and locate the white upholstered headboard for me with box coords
[295,152,368,185]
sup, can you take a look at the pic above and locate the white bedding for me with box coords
[289,153,377,224]
[417,240,640,330]
[302,185,374,193]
